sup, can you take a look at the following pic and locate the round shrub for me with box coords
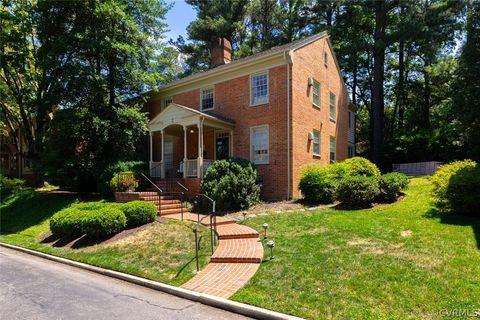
[200,158,260,211]
[110,171,139,192]
[431,160,477,206]
[377,172,409,203]
[121,200,157,227]
[342,157,381,177]
[50,207,86,236]
[336,176,380,208]
[443,164,480,216]
[81,207,126,238]
[299,165,335,203]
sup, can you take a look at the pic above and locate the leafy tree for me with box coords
[452,1,480,160]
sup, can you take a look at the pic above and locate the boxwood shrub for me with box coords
[122,200,157,227]
[336,176,380,208]
[299,165,336,203]
[341,157,381,177]
[200,158,260,211]
[431,160,477,205]
[81,207,126,238]
[377,172,409,203]
[50,201,126,237]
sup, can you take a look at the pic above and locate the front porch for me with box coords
[148,103,235,180]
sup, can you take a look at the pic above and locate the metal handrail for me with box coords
[140,172,163,193]
[176,181,189,191]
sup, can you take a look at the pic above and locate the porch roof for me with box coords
[148,103,235,132]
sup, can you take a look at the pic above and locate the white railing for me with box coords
[150,162,163,178]
[203,159,213,175]
[184,159,198,177]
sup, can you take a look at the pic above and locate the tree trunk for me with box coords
[372,0,386,164]
[352,67,358,105]
[396,17,405,129]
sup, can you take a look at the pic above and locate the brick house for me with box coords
[146,32,355,200]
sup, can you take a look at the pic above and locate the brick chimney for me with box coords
[210,38,232,68]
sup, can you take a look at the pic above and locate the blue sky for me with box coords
[165,0,197,41]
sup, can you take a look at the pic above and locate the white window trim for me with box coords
[329,91,336,121]
[312,78,320,108]
[250,124,269,165]
[330,136,336,163]
[312,129,321,157]
[200,86,215,111]
[162,96,173,109]
[250,70,269,107]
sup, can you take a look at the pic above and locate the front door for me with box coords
[216,132,230,160]
[164,140,174,177]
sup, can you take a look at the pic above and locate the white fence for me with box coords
[392,161,443,176]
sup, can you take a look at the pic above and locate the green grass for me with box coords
[0,188,210,286]
[232,178,480,319]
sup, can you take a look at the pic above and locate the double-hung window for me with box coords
[313,130,320,156]
[250,125,269,164]
[312,79,320,107]
[250,72,269,106]
[201,87,214,111]
[329,92,336,120]
[330,136,336,163]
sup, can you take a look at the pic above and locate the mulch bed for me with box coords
[38,222,157,249]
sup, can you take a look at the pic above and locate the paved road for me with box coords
[0,247,251,320]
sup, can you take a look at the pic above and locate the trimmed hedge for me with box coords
[377,173,409,203]
[50,202,126,238]
[200,158,260,210]
[336,176,380,208]
[122,200,157,227]
[299,165,336,203]
[431,160,479,215]
[81,207,126,238]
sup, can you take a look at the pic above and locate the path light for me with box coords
[262,223,269,239]
[267,240,275,260]
[242,211,247,221]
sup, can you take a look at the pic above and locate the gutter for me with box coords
[284,50,294,199]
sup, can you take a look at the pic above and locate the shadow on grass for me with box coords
[0,189,77,235]
[425,208,480,249]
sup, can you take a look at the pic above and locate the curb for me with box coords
[0,242,303,320]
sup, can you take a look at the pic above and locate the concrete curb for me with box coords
[0,242,303,320]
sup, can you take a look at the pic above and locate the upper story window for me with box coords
[330,136,336,163]
[324,51,328,67]
[329,92,336,120]
[312,79,320,108]
[313,129,320,156]
[201,87,214,111]
[250,125,269,164]
[250,72,269,106]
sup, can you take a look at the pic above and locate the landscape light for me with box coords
[262,223,269,239]
[267,240,275,260]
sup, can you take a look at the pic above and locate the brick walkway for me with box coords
[152,199,264,299]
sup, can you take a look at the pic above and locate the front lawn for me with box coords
[232,177,480,319]
[0,189,210,286]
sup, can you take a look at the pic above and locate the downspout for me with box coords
[284,50,294,199]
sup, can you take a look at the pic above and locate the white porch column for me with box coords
[149,132,153,170]
[197,120,204,178]
[160,129,165,179]
[183,125,187,178]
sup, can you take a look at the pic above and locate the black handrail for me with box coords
[140,172,163,193]
[176,180,189,192]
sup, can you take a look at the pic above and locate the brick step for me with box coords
[210,238,263,263]
[159,203,183,210]
[202,216,236,226]
[159,207,185,215]
[139,195,178,201]
[181,262,260,298]
[215,223,259,240]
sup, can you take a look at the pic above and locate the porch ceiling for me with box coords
[149,103,235,132]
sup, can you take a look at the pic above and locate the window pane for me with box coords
[201,88,214,110]
[251,126,269,164]
[330,92,336,119]
[251,73,268,105]
[313,80,320,106]
[330,136,336,163]
[313,130,320,155]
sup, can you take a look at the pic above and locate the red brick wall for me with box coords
[115,192,140,203]
[291,37,349,198]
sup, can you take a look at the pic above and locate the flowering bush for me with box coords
[110,171,139,192]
